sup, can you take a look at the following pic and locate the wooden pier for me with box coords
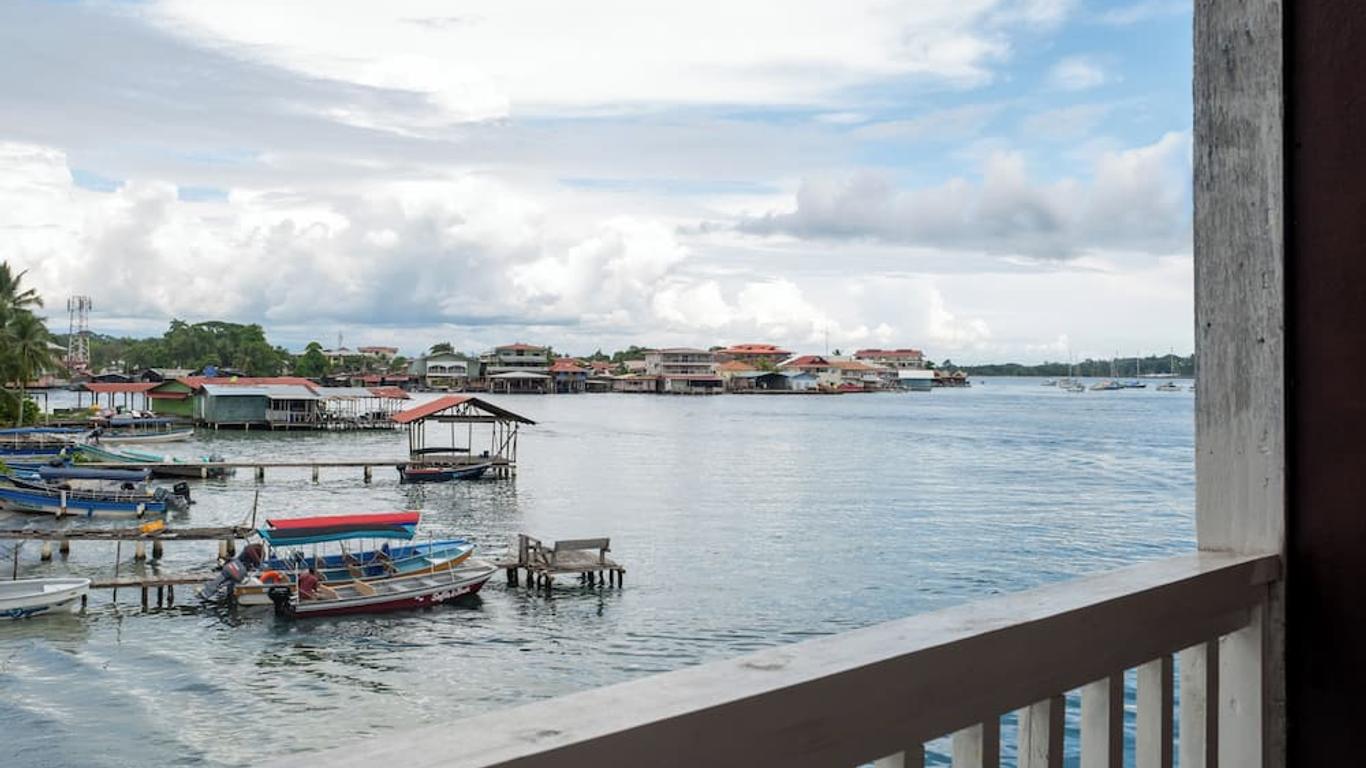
[79,456,511,483]
[497,534,625,590]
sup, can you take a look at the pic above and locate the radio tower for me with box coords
[66,296,92,374]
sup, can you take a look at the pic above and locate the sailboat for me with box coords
[1120,354,1146,388]
[1157,352,1183,391]
[1091,353,1123,390]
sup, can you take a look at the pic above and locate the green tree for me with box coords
[429,342,453,355]
[294,341,330,378]
[6,311,57,426]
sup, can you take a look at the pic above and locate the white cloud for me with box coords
[736,132,1191,259]
[1048,56,1111,91]
[143,0,1073,132]
[1094,0,1189,26]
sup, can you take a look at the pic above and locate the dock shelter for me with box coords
[393,395,535,477]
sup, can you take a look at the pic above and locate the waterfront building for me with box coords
[611,374,659,393]
[644,348,723,394]
[622,359,648,374]
[136,367,194,383]
[480,343,551,376]
[716,359,758,391]
[933,369,971,388]
[853,348,926,370]
[322,346,353,366]
[549,359,589,393]
[779,355,841,389]
[407,351,470,390]
[829,359,886,391]
[897,369,934,392]
[715,343,792,367]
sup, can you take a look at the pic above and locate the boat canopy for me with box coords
[259,511,420,546]
[0,427,85,435]
[107,416,181,427]
[37,466,151,482]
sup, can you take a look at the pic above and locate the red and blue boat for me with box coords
[229,511,495,617]
[396,462,493,483]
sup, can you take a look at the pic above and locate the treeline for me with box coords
[55,320,293,377]
[960,354,1195,378]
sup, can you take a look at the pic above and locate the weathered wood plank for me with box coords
[280,553,1275,768]
[1018,695,1063,768]
[1179,640,1219,768]
[951,720,999,768]
[1136,656,1173,768]
[1080,674,1122,768]
[1194,1,1287,765]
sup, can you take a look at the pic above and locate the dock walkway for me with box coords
[496,534,625,589]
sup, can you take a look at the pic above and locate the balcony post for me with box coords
[1194,1,1286,767]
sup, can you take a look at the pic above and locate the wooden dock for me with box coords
[80,456,511,483]
[496,534,625,590]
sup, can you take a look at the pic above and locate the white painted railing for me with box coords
[287,552,1277,768]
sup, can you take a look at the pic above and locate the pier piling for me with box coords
[59,538,70,556]
[152,540,163,560]
[134,541,147,561]
[40,541,52,561]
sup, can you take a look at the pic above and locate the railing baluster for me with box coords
[1081,673,1123,768]
[952,720,1000,768]
[1137,656,1174,768]
[873,744,924,767]
[1179,640,1220,768]
[1018,695,1064,768]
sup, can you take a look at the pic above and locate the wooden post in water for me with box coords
[363,465,372,484]
[312,465,319,483]
[134,541,146,561]
[217,539,228,561]
[167,585,175,607]
[152,539,163,560]
[255,466,265,483]
[59,538,70,556]
[40,541,52,561]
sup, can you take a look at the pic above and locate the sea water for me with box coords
[0,378,1195,766]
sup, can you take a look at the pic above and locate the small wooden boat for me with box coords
[265,561,497,618]
[0,475,184,518]
[91,417,194,445]
[75,443,232,479]
[0,577,90,620]
[0,427,80,458]
[226,511,493,616]
[397,462,493,483]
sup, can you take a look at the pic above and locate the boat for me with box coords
[1090,380,1123,391]
[0,577,90,620]
[0,474,187,518]
[224,511,495,617]
[397,462,494,483]
[1120,354,1147,388]
[1041,379,1058,386]
[1065,382,1086,393]
[91,416,194,445]
[0,427,81,458]
[1157,381,1183,392]
[75,443,232,479]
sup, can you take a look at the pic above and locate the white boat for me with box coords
[0,577,90,619]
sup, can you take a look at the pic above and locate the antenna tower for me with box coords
[66,296,93,373]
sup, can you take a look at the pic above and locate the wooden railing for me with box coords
[290,552,1277,767]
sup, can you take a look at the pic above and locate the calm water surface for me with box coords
[0,378,1195,766]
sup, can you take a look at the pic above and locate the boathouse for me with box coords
[393,395,535,477]
[549,359,588,393]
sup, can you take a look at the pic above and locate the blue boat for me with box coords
[0,475,188,519]
[260,539,475,583]
[0,427,81,458]
[397,462,493,483]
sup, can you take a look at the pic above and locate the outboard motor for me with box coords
[266,586,295,617]
[172,482,192,504]
[197,544,265,602]
[153,486,188,512]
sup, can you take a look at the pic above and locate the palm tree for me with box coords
[7,311,57,426]
[0,263,42,313]
[429,342,453,355]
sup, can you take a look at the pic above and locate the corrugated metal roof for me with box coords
[201,384,269,397]
[393,395,536,425]
[202,383,320,400]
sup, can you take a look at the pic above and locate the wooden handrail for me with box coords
[286,552,1277,768]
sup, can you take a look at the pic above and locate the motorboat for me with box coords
[397,462,493,483]
[0,472,189,518]
[0,577,90,620]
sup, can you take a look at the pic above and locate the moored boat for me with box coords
[0,577,90,619]
[0,427,81,458]
[75,443,232,479]
[397,462,493,483]
[0,474,186,518]
[91,416,194,444]
[218,511,493,617]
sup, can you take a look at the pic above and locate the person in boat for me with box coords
[298,566,338,601]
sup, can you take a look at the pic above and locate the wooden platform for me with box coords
[0,526,251,542]
[496,534,625,589]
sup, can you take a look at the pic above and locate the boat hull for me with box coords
[0,486,169,519]
[398,463,492,483]
[96,428,195,445]
[265,561,496,618]
[0,578,89,620]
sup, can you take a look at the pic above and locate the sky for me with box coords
[0,0,1194,363]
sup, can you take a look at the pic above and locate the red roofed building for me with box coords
[715,343,793,366]
[549,358,589,394]
[779,355,840,389]
[852,348,926,370]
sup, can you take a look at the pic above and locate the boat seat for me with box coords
[353,581,376,597]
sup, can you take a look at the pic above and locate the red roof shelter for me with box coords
[394,395,535,476]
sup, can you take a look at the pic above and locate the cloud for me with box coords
[143,0,1076,132]
[852,103,1005,142]
[734,132,1190,259]
[1020,103,1112,139]
[1048,56,1111,91]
